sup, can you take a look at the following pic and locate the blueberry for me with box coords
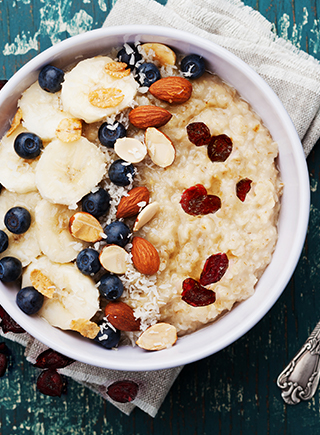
[14,132,43,159]
[99,273,124,301]
[0,231,8,254]
[117,43,142,70]
[108,159,135,186]
[0,256,22,282]
[104,221,131,248]
[136,63,161,87]
[16,286,44,315]
[38,65,65,93]
[82,188,111,218]
[98,122,127,149]
[76,248,101,276]
[4,207,31,234]
[94,320,121,349]
[180,54,205,80]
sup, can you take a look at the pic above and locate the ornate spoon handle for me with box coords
[277,319,320,404]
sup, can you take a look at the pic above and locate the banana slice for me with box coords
[0,125,39,193]
[22,256,100,330]
[0,190,42,266]
[60,56,138,123]
[35,137,107,207]
[35,199,86,263]
[18,82,74,141]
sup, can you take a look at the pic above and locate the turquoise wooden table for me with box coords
[0,0,320,433]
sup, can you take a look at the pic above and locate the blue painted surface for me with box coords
[0,0,320,433]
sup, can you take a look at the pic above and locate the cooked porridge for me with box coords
[0,42,282,350]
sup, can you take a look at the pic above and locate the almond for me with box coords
[141,43,176,66]
[104,301,141,331]
[114,137,147,163]
[149,76,192,104]
[116,186,150,219]
[99,245,127,274]
[69,211,103,243]
[131,237,160,275]
[145,127,175,167]
[129,105,172,129]
[136,323,177,351]
[133,202,159,231]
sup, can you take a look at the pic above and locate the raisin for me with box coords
[0,80,7,90]
[236,178,252,202]
[186,122,211,146]
[34,348,74,369]
[0,305,25,334]
[107,380,139,403]
[200,253,229,286]
[207,134,233,162]
[180,184,221,216]
[182,278,216,307]
[36,369,65,397]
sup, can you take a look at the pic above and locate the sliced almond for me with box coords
[6,108,23,137]
[69,212,103,243]
[141,43,176,66]
[114,137,147,163]
[145,127,175,167]
[136,323,177,351]
[99,245,127,274]
[30,269,56,298]
[88,88,124,108]
[56,118,82,142]
[104,61,131,79]
[133,202,159,231]
[70,319,100,339]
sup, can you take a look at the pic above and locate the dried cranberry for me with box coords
[207,134,233,162]
[182,278,216,307]
[180,184,221,216]
[0,353,7,377]
[36,369,65,397]
[200,253,229,286]
[186,122,211,146]
[0,80,7,90]
[34,348,74,369]
[0,305,25,334]
[107,380,139,403]
[236,178,252,202]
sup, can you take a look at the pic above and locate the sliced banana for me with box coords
[18,82,74,141]
[0,125,39,193]
[60,56,138,123]
[0,190,42,266]
[35,199,86,263]
[35,137,107,207]
[22,256,100,330]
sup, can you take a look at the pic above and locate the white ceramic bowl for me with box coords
[0,25,309,371]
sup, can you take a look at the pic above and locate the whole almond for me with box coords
[116,186,150,219]
[136,323,177,351]
[129,105,172,129]
[131,237,160,275]
[104,301,140,331]
[149,77,192,104]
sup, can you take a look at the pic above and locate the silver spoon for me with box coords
[277,320,320,404]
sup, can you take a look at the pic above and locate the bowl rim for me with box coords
[0,25,310,371]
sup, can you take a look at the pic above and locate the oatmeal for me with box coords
[0,42,282,349]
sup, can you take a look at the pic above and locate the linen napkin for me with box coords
[3,0,320,418]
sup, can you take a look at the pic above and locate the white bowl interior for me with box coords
[0,26,310,371]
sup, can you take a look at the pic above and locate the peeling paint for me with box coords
[3,0,94,56]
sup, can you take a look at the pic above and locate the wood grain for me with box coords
[0,0,320,434]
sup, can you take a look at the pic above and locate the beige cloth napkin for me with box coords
[3,0,320,418]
